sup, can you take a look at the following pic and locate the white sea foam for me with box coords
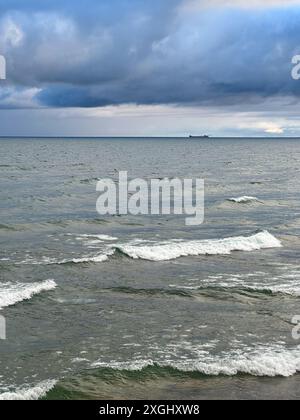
[75,234,118,241]
[117,231,282,261]
[69,254,111,264]
[18,231,281,265]
[0,380,57,400]
[0,280,57,310]
[92,344,300,377]
[20,251,114,265]
[71,357,90,364]
[228,196,259,203]
[172,266,300,297]
[222,279,300,297]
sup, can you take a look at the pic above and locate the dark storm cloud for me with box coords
[1,0,300,108]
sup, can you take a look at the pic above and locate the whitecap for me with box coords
[0,280,57,310]
[117,231,282,261]
[75,234,118,241]
[0,380,56,400]
[174,266,300,297]
[228,196,259,204]
[20,250,114,265]
[92,343,300,378]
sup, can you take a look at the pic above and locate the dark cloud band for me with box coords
[1,0,300,108]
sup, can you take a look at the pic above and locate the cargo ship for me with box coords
[188,135,210,139]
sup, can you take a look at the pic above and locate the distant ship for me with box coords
[188,134,210,139]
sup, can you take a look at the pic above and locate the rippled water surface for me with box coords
[0,137,300,400]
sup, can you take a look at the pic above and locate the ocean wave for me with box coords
[171,266,300,297]
[20,252,113,266]
[0,380,57,400]
[65,254,111,264]
[218,282,300,298]
[0,280,57,309]
[101,286,192,299]
[16,231,281,266]
[74,234,118,241]
[91,343,300,378]
[227,196,259,204]
[116,231,282,261]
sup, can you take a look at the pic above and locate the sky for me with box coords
[1,0,300,136]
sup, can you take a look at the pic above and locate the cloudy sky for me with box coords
[1,0,300,136]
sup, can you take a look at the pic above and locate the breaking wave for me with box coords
[117,231,282,261]
[228,196,259,204]
[20,252,113,266]
[16,231,282,265]
[0,280,57,309]
[91,343,300,378]
[0,380,57,400]
[170,265,300,297]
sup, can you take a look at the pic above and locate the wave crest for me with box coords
[228,196,259,204]
[0,280,57,309]
[117,231,282,261]
[0,380,57,400]
[92,344,300,378]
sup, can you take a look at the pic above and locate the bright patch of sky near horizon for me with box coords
[0,0,300,136]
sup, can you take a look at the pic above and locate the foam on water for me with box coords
[68,254,111,264]
[170,265,300,297]
[20,251,113,265]
[92,343,300,377]
[0,280,57,309]
[15,231,282,265]
[75,234,118,241]
[0,380,57,400]
[228,196,259,203]
[117,231,282,261]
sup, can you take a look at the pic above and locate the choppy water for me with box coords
[1,137,300,400]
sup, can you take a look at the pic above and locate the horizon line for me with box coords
[1,135,300,140]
